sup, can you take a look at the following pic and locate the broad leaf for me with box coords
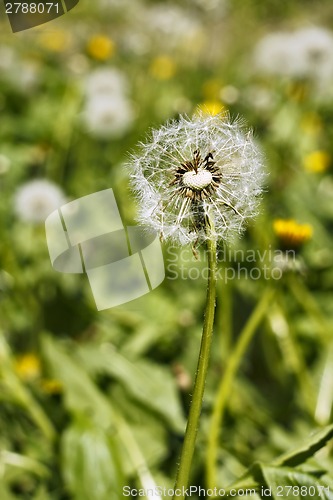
[273,425,333,467]
[77,343,186,433]
[62,419,124,500]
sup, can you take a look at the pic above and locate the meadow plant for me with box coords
[129,112,265,496]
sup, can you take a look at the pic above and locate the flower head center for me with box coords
[182,169,213,190]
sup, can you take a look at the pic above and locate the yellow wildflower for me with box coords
[273,219,313,248]
[15,353,41,381]
[39,30,72,52]
[303,151,330,173]
[197,100,225,116]
[150,56,176,80]
[87,35,115,61]
[41,379,63,395]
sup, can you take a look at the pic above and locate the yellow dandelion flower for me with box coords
[149,56,176,80]
[273,219,313,248]
[86,35,115,61]
[39,30,72,53]
[41,379,63,395]
[196,100,225,116]
[303,151,330,173]
[15,353,41,381]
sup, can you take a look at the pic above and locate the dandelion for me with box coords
[15,353,41,381]
[253,26,333,95]
[84,68,129,98]
[129,112,265,499]
[82,68,134,138]
[253,31,300,78]
[303,151,330,173]
[14,179,66,223]
[273,219,313,248]
[86,35,115,61]
[82,95,134,139]
[197,100,225,116]
[38,29,72,53]
[129,112,265,247]
[146,4,201,50]
[149,55,176,80]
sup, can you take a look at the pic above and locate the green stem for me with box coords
[206,286,275,489]
[173,228,217,499]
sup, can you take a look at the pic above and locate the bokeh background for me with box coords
[1,0,333,498]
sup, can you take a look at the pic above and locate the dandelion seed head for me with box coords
[128,113,265,246]
[14,179,66,223]
[84,68,129,98]
[253,26,333,92]
[82,95,134,138]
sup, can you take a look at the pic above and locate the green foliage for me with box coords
[1,0,333,497]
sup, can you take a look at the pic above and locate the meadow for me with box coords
[0,0,333,498]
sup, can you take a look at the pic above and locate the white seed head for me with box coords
[14,179,66,223]
[82,95,134,138]
[253,26,333,93]
[128,112,266,246]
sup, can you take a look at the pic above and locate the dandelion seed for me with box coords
[129,112,265,246]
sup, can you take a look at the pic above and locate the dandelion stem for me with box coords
[206,286,275,489]
[173,220,217,499]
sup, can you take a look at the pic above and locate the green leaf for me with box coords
[225,426,333,495]
[42,335,161,492]
[62,419,124,500]
[77,343,186,433]
[273,425,333,467]
[42,336,114,428]
[109,384,168,473]
[0,450,49,478]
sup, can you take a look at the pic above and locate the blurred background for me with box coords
[1,0,333,498]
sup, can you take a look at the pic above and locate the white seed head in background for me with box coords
[14,179,66,223]
[253,26,333,91]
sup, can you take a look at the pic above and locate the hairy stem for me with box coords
[173,226,217,499]
[206,286,275,489]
